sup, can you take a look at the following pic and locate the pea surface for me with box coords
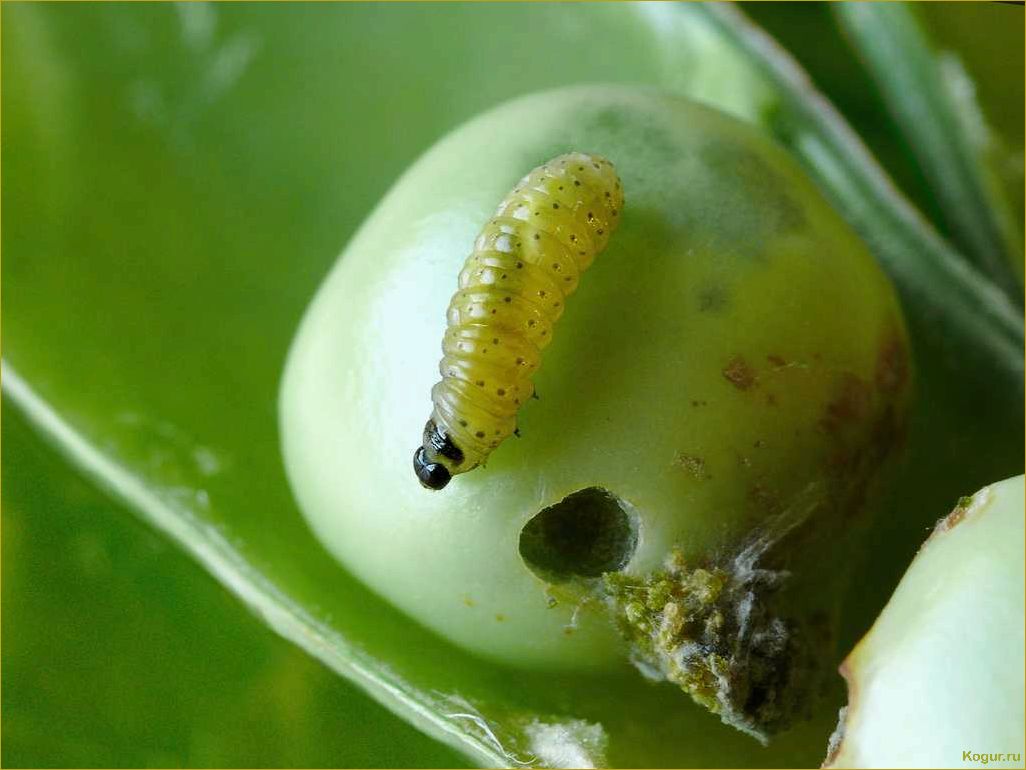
[280,86,910,677]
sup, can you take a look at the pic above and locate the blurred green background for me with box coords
[2,2,1021,767]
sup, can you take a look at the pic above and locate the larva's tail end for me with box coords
[413,446,452,490]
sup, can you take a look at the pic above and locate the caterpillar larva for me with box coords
[413,152,624,490]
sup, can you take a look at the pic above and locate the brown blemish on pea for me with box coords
[766,355,787,369]
[722,356,756,391]
[820,374,872,434]
[941,496,974,532]
[932,488,989,541]
[875,330,909,395]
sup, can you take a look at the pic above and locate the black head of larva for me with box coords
[413,446,451,490]
[414,419,463,490]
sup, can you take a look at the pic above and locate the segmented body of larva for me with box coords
[413,152,624,490]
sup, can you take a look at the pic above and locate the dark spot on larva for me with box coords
[516,261,524,269]
[495,429,501,435]
[577,166,584,171]
[587,212,594,220]
[459,419,468,427]
[514,398,521,404]
[538,290,547,298]
[553,302,560,308]
[611,209,618,216]
[535,211,540,216]
[501,274,507,279]
[492,338,499,344]
[574,180,581,186]
[605,191,611,198]
[565,276,573,282]
[482,348,488,354]
[553,203,560,209]
[723,356,756,390]
[570,234,577,242]
[504,296,512,303]
[476,430,486,438]
[534,234,540,240]
[497,388,506,396]
[476,380,484,387]
[490,441,499,448]
[597,229,604,235]
[528,320,536,327]
[540,330,547,336]
[559,186,564,191]
[552,263,561,270]
[515,357,525,365]
[491,309,497,314]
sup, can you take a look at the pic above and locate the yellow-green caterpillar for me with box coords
[414,152,624,489]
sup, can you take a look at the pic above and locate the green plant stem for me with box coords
[834,3,1023,301]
